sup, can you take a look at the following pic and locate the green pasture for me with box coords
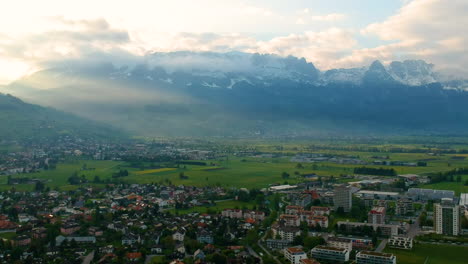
[384,243,468,264]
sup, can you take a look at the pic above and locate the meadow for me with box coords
[384,243,468,264]
[3,141,468,191]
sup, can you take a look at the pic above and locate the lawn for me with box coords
[169,199,257,215]
[418,175,468,195]
[384,243,468,264]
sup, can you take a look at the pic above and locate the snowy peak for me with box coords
[388,60,437,86]
[362,60,395,84]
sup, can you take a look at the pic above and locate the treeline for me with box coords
[354,167,397,176]
[112,169,129,178]
[428,168,468,183]
[177,161,207,166]
[305,144,468,154]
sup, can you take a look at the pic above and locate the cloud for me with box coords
[359,0,468,75]
[257,28,357,69]
[0,0,467,83]
[296,9,346,24]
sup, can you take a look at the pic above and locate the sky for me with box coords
[0,0,466,84]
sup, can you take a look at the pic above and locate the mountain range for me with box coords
[1,51,468,138]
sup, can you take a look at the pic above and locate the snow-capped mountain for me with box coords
[3,51,468,137]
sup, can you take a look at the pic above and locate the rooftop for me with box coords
[357,251,394,258]
[313,245,347,252]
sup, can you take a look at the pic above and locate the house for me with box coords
[122,234,141,245]
[60,222,80,235]
[284,247,307,264]
[151,245,163,254]
[173,229,186,242]
[193,249,205,260]
[13,235,31,246]
[175,243,186,254]
[126,252,142,262]
[197,230,213,244]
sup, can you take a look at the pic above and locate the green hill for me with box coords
[0,93,125,141]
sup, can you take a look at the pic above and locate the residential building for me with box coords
[266,239,291,249]
[334,185,352,213]
[311,245,350,263]
[221,209,243,219]
[173,229,186,242]
[310,206,330,216]
[280,214,301,227]
[55,236,96,246]
[196,230,213,244]
[356,251,396,264]
[388,236,413,249]
[300,259,321,264]
[286,205,304,215]
[272,226,301,241]
[284,247,308,264]
[368,207,386,225]
[434,198,461,236]
[395,199,413,216]
[326,237,352,251]
[306,216,329,228]
[337,221,405,237]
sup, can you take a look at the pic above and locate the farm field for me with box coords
[2,143,468,191]
[0,160,124,191]
[384,243,468,264]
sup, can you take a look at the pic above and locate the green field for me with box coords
[3,143,468,191]
[384,243,468,264]
[419,175,468,195]
[0,160,124,191]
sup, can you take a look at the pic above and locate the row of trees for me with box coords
[428,167,468,183]
[354,167,397,176]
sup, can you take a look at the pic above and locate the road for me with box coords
[246,246,263,264]
[145,255,158,264]
[257,229,282,264]
[82,251,94,264]
[375,239,388,252]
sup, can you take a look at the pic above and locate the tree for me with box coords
[456,175,462,182]
[93,176,101,183]
[296,163,304,169]
[281,172,290,179]
[34,181,45,192]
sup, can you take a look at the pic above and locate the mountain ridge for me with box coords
[2,51,468,137]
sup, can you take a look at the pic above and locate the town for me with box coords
[0,137,467,263]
